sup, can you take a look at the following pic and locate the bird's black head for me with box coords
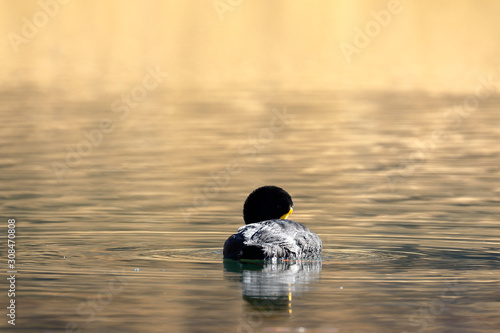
[243,185,294,225]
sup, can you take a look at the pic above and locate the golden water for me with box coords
[1,1,499,332]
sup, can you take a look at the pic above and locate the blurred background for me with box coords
[1,0,499,94]
[1,1,499,332]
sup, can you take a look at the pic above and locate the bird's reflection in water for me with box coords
[224,259,322,321]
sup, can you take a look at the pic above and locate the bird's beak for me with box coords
[280,207,293,220]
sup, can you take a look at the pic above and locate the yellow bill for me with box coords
[280,208,293,220]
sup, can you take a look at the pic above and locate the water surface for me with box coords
[1,88,500,332]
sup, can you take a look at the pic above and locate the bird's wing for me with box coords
[244,220,321,259]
